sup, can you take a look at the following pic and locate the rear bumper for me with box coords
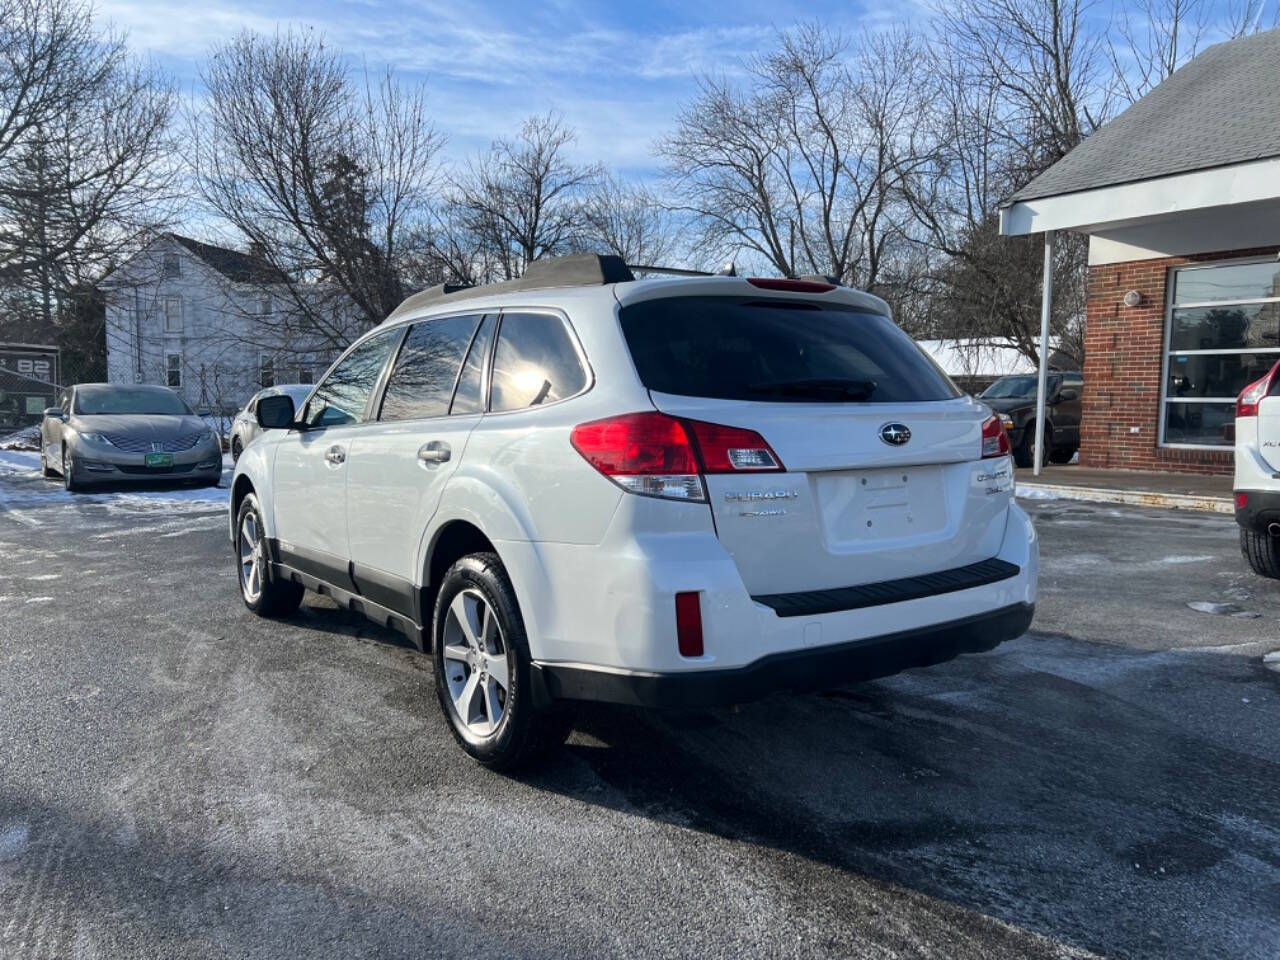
[1234,489,1280,534]
[534,602,1034,708]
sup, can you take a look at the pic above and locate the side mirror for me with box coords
[256,394,296,429]
[1057,388,1079,403]
[43,407,66,420]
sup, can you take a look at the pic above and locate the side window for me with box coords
[378,314,481,422]
[450,315,496,415]
[304,330,399,428]
[489,312,588,413]
[59,391,70,412]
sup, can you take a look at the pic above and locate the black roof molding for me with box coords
[389,254,635,320]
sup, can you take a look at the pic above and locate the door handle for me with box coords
[325,444,346,465]
[418,441,451,465]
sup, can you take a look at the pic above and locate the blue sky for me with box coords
[98,0,1267,180]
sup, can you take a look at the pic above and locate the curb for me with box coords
[1016,482,1233,514]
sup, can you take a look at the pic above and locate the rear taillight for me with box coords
[1237,360,1279,417]
[981,415,1011,459]
[569,412,784,501]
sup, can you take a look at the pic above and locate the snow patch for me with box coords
[1016,487,1063,501]
[1162,555,1213,564]
[24,596,52,604]
[1187,601,1260,619]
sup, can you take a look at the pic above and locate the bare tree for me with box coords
[450,113,601,282]
[659,24,929,293]
[1225,0,1278,36]
[0,0,176,335]
[577,175,678,268]
[190,28,444,355]
[1110,0,1209,105]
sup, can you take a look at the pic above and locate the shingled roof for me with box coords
[1009,27,1280,204]
[168,233,287,284]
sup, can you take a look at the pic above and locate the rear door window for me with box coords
[489,312,589,412]
[620,296,959,403]
[378,314,481,421]
[304,329,399,428]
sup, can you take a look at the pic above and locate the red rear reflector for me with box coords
[747,277,836,293]
[675,591,703,658]
[683,419,784,473]
[1235,492,1249,509]
[980,415,1012,459]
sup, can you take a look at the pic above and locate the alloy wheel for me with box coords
[238,510,264,603]
[442,588,510,737]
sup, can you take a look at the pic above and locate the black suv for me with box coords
[979,372,1083,468]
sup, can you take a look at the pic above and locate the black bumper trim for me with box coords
[1235,489,1280,534]
[752,557,1020,617]
[534,602,1034,709]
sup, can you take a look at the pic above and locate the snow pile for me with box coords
[0,426,40,451]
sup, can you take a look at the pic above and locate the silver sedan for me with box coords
[229,384,312,462]
[40,383,223,492]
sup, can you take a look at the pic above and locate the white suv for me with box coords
[230,255,1038,767]
[1234,358,1280,577]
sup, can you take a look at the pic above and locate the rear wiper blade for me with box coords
[746,378,877,401]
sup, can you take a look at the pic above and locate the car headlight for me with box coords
[76,431,113,446]
[998,414,1015,428]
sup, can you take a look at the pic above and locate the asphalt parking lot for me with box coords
[1,463,1278,959]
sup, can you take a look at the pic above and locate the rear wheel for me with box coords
[1049,445,1077,465]
[1240,527,1280,579]
[231,436,243,462]
[1013,422,1051,469]
[433,553,573,769]
[236,492,304,616]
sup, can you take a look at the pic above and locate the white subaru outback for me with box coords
[230,255,1038,767]
[1234,358,1280,577]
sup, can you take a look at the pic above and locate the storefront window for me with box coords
[1163,260,1280,447]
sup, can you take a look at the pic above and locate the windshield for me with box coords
[619,296,959,403]
[981,376,1054,400]
[74,387,191,416]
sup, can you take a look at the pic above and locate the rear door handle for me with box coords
[418,441,451,465]
[325,444,346,465]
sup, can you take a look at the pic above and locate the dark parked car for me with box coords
[979,372,1083,468]
[40,383,223,492]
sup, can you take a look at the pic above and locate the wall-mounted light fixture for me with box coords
[1122,290,1143,308]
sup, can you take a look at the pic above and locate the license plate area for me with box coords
[814,466,948,545]
[144,452,173,468]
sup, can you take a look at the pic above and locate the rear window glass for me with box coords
[619,296,959,404]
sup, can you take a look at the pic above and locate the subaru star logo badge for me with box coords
[879,422,911,446]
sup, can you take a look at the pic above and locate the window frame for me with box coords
[483,307,593,416]
[301,326,406,430]
[166,352,182,388]
[1159,256,1280,450]
[163,297,183,334]
[162,253,181,279]
[373,311,486,424]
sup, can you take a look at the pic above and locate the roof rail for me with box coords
[387,254,636,320]
[628,262,737,278]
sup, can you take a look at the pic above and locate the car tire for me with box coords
[1049,445,1077,465]
[1240,527,1280,580]
[62,448,83,493]
[1013,423,1051,469]
[41,445,56,479]
[235,492,304,617]
[231,436,242,462]
[432,552,573,769]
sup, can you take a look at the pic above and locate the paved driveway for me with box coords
[0,462,1277,958]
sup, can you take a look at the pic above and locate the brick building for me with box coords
[999,28,1280,476]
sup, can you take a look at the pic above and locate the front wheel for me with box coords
[231,436,243,462]
[433,553,573,769]
[41,445,56,479]
[1241,527,1280,579]
[62,449,83,493]
[236,492,304,616]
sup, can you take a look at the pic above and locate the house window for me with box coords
[163,297,183,333]
[259,297,272,317]
[163,254,181,278]
[297,365,313,384]
[166,354,182,388]
[1162,258,1280,448]
[260,354,274,388]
